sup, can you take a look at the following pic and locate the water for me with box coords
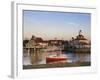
[23,51,90,65]
[63,51,90,63]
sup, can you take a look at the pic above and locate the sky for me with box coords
[23,10,91,40]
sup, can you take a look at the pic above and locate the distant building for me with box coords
[48,40,63,46]
[24,35,48,48]
[25,36,37,48]
[70,30,90,48]
[23,39,29,47]
[34,37,48,48]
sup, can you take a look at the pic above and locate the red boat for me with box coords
[46,54,67,63]
[46,45,67,63]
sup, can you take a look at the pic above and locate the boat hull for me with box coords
[46,57,67,63]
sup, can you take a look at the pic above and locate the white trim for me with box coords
[11,1,18,78]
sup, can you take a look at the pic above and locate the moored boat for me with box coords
[46,54,67,63]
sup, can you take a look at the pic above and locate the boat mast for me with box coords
[60,42,62,54]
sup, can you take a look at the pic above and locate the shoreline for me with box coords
[23,62,90,69]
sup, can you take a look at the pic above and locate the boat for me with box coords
[46,54,67,63]
[46,48,67,63]
[46,41,67,63]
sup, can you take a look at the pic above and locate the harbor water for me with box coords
[23,50,90,65]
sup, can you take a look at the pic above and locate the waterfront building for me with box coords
[48,40,63,46]
[70,30,90,49]
[24,35,44,64]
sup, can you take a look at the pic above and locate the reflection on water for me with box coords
[23,51,90,65]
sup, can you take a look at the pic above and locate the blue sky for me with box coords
[23,10,91,40]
